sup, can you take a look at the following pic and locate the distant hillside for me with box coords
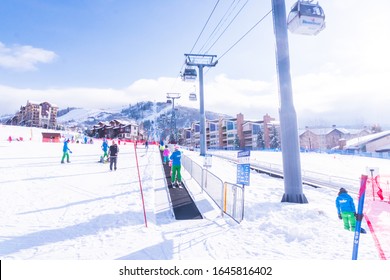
[0,101,230,138]
[57,107,79,117]
[56,101,231,138]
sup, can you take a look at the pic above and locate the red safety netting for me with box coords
[363,175,390,260]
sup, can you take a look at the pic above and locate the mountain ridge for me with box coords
[56,101,232,133]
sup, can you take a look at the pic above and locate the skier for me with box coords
[144,140,149,151]
[108,140,119,171]
[169,145,182,187]
[163,145,170,164]
[101,139,109,162]
[61,139,72,164]
[335,187,366,233]
[159,140,164,151]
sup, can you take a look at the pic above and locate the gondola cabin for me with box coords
[182,68,197,81]
[189,93,197,101]
[287,1,325,36]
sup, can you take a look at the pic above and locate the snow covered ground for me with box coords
[0,125,389,278]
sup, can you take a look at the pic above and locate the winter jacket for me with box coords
[163,148,170,157]
[170,150,182,166]
[102,141,109,152]
[63,141,70,152]
[109,144,119,157]
[335,193,356,214]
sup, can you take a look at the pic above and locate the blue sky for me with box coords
[1,0,390,128]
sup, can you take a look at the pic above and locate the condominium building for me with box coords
[299,125,371,151]
[182,113,279,150]
[90,120,139,140]
[7,100,58,129]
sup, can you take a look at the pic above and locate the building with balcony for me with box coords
[299,125,371,151]
[207,119,220,149]
[183,113,279,150]
[90,120,139,140]
[6,100,58,129]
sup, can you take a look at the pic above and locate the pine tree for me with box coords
[270,125,281,150]
[257,129,265,149]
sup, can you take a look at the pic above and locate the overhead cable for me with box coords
[189,0,221,54]
[205,0,249,54]
[198,0,240,54]
[218,9,272,62]
[171,0,221,92]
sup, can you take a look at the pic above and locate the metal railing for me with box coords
[182,154,245,223]
[208,151,360,190]
[223,182,245,223]
[203,169,224,212]
[182,154,203,187]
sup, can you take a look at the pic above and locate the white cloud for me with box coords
[201,74,278,119]
[1,68,389,128]
[0,42,57,71]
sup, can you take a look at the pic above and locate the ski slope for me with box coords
[1,126,389,260]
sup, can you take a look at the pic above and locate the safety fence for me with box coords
[362,174,390,260]
[182,154,245,223]
[208,151,360,190]
[206,147,390,160]
[223,182,245,222]
[365,174,390,203]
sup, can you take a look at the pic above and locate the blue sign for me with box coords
[237,150,250,185]
[237,163,250,185]
[237,150,250,158]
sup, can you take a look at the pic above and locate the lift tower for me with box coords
[184,54,218,156]
[272,0,308,203]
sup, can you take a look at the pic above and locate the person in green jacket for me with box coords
[169,145,182,187]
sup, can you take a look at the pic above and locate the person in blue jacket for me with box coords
[335,187,357,231]
[101,139,109,162]
[61,139,72,164]
[169,145,182,187]
[159,139,164,151]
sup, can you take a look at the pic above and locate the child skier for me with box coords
[163,145,170,164]
[335,187,366,233]
[159,140,164,151]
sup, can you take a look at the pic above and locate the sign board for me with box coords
[237,150,250,163]
[237,164,250,185]
[366,167,379,177]
[203,154,212,168]
[236,150,250,185]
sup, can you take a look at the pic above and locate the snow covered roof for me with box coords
[111,119,137,126]
[299,127,367,136]
[25,100,58,107]
[376,144,390,152]
[345,130,390,148]
[26,100,40,105]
